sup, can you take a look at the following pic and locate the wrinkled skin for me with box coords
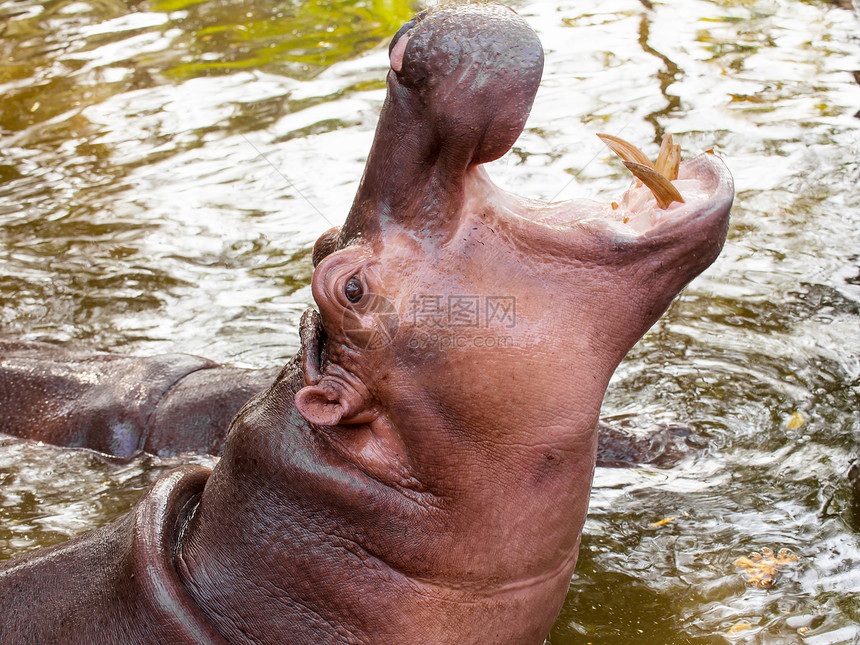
[0,4,733,644]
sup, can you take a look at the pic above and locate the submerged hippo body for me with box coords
[0,341,279,457]
[0,4,733,644]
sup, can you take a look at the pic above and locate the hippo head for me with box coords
[178,4,733,643]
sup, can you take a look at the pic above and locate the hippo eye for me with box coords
[345,276,364,304]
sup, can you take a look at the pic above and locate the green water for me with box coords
[1,0,858,642]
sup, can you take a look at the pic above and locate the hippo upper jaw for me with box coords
[338,3,543,248]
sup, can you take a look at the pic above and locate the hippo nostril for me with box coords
[389,10,428,74]
[389,31,410,73]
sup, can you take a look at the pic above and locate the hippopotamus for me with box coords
[0,4,734,643]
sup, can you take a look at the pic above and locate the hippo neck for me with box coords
[175,357,594,644]
[339,74,472,246]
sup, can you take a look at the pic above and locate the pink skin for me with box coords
[389,31,409,73]
[175,150,729,643]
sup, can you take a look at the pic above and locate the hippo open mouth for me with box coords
[462,148,732,247]
[375,4,733,252]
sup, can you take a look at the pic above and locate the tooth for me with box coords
[655,134,681,181]
[597,133,655,169]
[622,161,685,209]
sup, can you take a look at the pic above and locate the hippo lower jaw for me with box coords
[464,150,733,246]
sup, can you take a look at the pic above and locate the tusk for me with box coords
[655,134,681,181]
[597,133,655,169]
[622,161,685,209]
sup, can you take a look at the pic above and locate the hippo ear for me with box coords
[312,227,341,267]
[295,379,373,427]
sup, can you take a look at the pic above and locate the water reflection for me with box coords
[1,0,859,642]
[1,0,412,360]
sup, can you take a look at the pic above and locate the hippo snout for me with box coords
[387,3,544,165]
